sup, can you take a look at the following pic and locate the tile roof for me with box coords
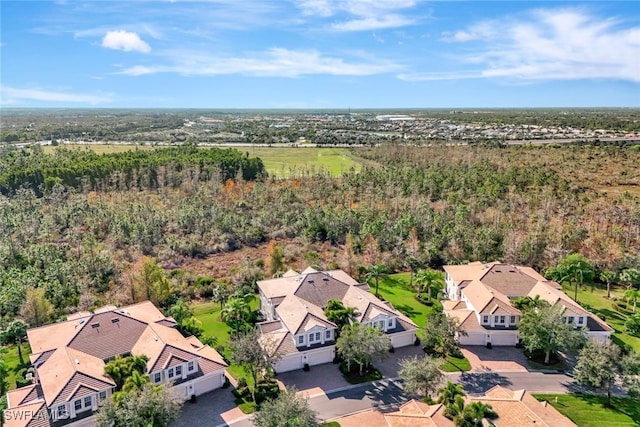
[461,280,519,315]
[15,300,226,418]
[479,264,540,297]
[3,401,49,427]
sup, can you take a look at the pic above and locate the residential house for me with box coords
[443,261,612,346]
[4,301,227,427]
[335,386,576,427]
[257,267,418,373]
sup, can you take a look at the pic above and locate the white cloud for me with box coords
[102,30,151,53]
[118,47,400,77]
[397,71,482,82]
[330,14,414,32]
[438,8,640,83]
[295,0,419,31]
[0,86,112,105]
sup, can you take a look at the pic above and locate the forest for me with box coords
[0,142,639,326]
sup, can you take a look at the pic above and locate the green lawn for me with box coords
[533,393,640,427]
[192,297,260,387]
[0,343,31,390]
[372,273,441,329]
[565,283,640,352]
[241,147,360,177]
[441,355,471,372]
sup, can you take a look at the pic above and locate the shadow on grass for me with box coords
[393,304,422,319]
[574,394,640,423]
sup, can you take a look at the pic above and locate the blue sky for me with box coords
[1,1,639,108]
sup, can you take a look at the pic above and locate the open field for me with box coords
[533,393,640,427]
[563,283,640,352]
[42,144,361,177]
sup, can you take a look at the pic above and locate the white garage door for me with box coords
[390,331,415,348]
[306,347,334,366]
[193,373,223,396]
[491,332,517,346]
[458,332,485,346]
[276,355,303,373]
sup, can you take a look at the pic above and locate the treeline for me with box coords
[0,145,266,195]
[0,144,639,325]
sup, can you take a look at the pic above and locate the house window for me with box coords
[168,368,174,379]
[188,361,195,372]
[57,405,67,417]
[510,316,516,324]
[577,316,584,325]
[499,316,506,324]
[176,366,183,377]
[567,316,574,324]
[298,335,304,345]
[388,319,393,328]
[74,399,82,411]
[326,330,331,340]
[308,333,316,343]
[99,390,107,401]
[315,332,321,341]
[84,396,92,408]
[153,372,161,383]
[494,315,500,324]
[482,315,489,324]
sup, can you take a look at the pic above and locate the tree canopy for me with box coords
[518,302,585,364]
[398,355,444,400]
[253,386,318,427]
[336,322,391,374]
[546,253,595,303]
[422,311,467,357]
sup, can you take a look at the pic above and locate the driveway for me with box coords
[174,386,245,427]
[460,346,529,372]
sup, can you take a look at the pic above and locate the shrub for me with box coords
[626,314,640,337]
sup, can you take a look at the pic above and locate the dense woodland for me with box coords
[0,143,639,327]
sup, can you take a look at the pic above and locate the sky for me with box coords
[1,0,639,108]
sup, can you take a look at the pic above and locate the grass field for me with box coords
[43,144,361,177]
[1,343,31,391]
[373,273,442,329]
[564,283,640,352]
[192,297,260,386]
[533,393,640,427]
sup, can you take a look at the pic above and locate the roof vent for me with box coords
[495,269,501,273]
[484,264,489,269]
[509,269,516,273]
[78,319,85,324]
[323,277,329,282]
[153,336,158,341]
[75,359,80,365]
[91,322,100,329]
[308,280,314,284]
[111,318,120,324]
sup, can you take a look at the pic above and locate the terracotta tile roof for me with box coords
[3,401,49,427]
[469,386,576,427]
[50,372,114,405]
[293,272,351,308]
[444,261,499,284]
[461,280,519,315]
[258,320,285,334]
[6,385,41,408]
[67,312,148,360]
[479,264,541,297]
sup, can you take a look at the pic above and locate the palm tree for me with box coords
[454,402,497,427]
[122,370,149,393]
[599,270,617,299]
[626,289,640,313]
[221,297,250,334]
[561,261,594,303]
[437,380,465,406]
[365,264,389,298]
[415,269,444,301]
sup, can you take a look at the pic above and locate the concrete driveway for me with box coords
[460,346,529,372]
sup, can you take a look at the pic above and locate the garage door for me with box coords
[390,331,415,348]
[193,373,223,396]
[276,355,303,373]
[491,333,517,346]
[306,347,334,366]
[458,332,485,346]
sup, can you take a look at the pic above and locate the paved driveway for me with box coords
[460,346,529,372]
[174,386,245,427]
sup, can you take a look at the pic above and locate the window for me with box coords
[298,335,304,345]
[84,396,92,408]
[388,319,393,328]
[494,315,500,324]
[308,333,316,343]
[577,316,584,325]
[482,315,489,324]
[168,368,174,379]
[325,330,331,340]
[176,366,183,377]
[568,316,574,324]
[99,390,107,401]
[315,332,321,341]
[499,316,506,324]
[57,405,67,417]
[510,316,516,324]
[188,361,195,372]
[74,399,82,411]
[153,372,161,383]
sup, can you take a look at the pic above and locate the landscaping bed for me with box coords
[339,362,382,384]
